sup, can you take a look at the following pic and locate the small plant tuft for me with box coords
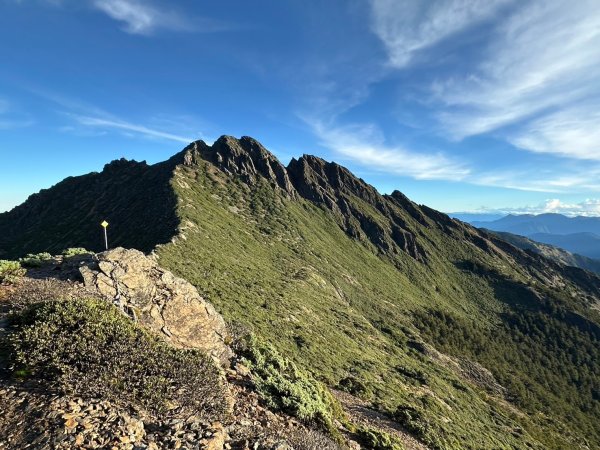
[62,247,93,258]
[0,260,26,283]
[19,252,53,268]
[338,375,373,400]
[356,426,405,450]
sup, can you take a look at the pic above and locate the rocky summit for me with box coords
[1,136,600,450]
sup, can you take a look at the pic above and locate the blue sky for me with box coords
[2,0,600,216]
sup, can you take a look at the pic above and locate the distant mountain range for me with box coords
[468,213,600,260]
[484,230,600,274]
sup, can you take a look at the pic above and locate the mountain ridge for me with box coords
[1,135,600,449]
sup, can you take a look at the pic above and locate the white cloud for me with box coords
[432,1,600,142]
[469,165,600,193]
[0,119,35,129]
[26,88,205,143]
[0,97,34,129]
[370,1,600,164]
[466,198,600,217]
[369,0,510,68]
[308,118,470,181]
[509,106,600,160]
[92,0,195,34]
[72,114,194,143]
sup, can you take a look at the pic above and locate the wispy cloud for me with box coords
[367,0,600,184]
[92,0,201,35]
[431,1,600,143]
[370,0,510,68]
[25,87,205,144]
[308,118,470,181]
[470,165,600,193]
[15,0,228,35]
[0,97,34,129]
[509,106,600,160]
[463,198,600,217]
[71,114,194,143]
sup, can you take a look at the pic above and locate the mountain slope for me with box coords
[470,214,600,259]
[1,136,599,450]
[528,232,600,259]
[485,229,600,273]
[0,155,184,259]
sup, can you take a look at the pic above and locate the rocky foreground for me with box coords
[0,249,349,450]
[0,249,424,450]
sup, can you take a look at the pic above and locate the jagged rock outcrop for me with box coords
[79,248,232,364]
[287,155,426,261]
[182,136,297,198]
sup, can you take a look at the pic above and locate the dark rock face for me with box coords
[0,134,430,262]
[0,157,180,258]
[287,155,426,262]
[182,136,297,198]
[176,138,427,261]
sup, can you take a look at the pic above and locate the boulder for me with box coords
[80,247,232,364]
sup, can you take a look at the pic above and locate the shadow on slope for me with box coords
[0,155,183,259]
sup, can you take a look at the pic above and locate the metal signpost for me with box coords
[101,220,109,250]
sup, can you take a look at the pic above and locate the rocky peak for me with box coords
[288,155,426,262]
[176,137,426,261]
[287,155,380,205]
[187,135,296,198]
[102,158,148,174]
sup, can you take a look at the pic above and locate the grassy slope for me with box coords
[158,159,599,449]
[1,144,598,449]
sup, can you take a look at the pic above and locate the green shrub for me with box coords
[62,247,93,258]
[338,375,373,400]
[356,426,405,450]
[0,260,26,283]
[5,298,229,420]
[19,252,53,268]
[241,335,342,433]
[393,405,430,439]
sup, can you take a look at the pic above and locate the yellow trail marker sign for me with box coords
[101,220,109,250]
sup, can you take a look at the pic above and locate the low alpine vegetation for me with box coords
[19,252,53,268]
[5,298,230,421]
[0,260,26,283]
[356,426,405,450]
[241,335,343,434]
[62,247,93,258]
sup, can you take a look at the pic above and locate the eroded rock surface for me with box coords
[79,247,232,364]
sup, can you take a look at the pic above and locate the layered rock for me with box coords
[181,136,297,198]
[287,155,426,261]
[79,248,232,364]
